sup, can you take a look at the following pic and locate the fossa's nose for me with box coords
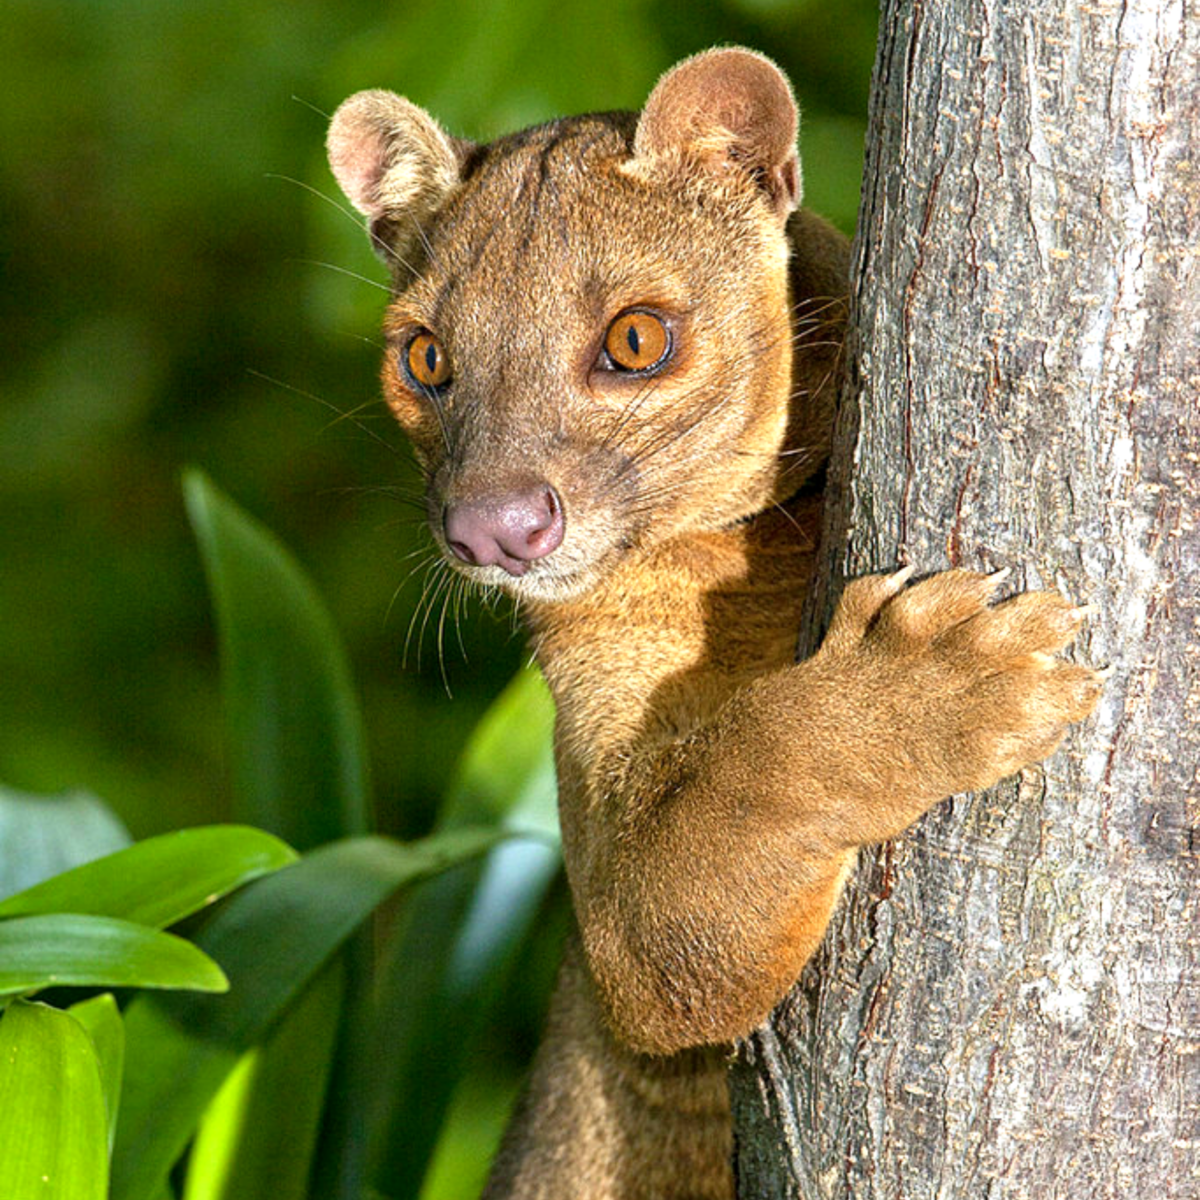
[443,484,564,577]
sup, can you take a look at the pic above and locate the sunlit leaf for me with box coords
[184,469,370,850]
[368,668,559,1196]
[0,825,297,927]
[440,667,559,835]
[183,958,344,1200]
[185,472,374,1197]
[0,915,228,998]
[112,830,505,1200]
[0,1000,108,1199]
[69,993,125,1153]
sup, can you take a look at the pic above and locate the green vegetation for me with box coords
[0,476,557,1198]
[0,2,877,1194]
[0,0,876,840]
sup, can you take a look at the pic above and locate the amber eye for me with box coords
[405,331,452,389]
[604,311,671,373]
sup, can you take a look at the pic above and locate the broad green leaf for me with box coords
[186,472,374,1198]
[0,915,228,998]
[69,994,125,1153]
[0,1000,108,1199]
[112,830,504,1200]
[184,469,370,850]
[439,667,559,835]
[369,668,559,1196]
[0,825,297,927]
[183,958,344,1200]
[0,787,130,902]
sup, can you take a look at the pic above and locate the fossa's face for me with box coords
[328,53,804,603]
[378,116,793,602]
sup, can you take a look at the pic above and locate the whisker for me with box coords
[266,173,366,226]
[317,396,395,435]
[406,559,452,671]
[435,570,456,695]
[292,258,391,293]
[450,574,471,663]
[598,372,668,454]
[390,549,440,633]
[765,496,810,537]
[410,216,443,274]
[614,322,789,474]
[290,95,333,121]
[311,482,428,519]
[790,293,849,323]
[598,301,779,462]
[248,369,402,458]
[265,172,423,276]
[347,332,388,354]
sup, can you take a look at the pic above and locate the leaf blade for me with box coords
[0,915,229,998]
[69,994,126,1153]
[182,959,345,1200]
[0,825,297,928]
[0,1000,109,1200]
[368,668,560,1195]
[184,469,370,849]
[112,830,504,1200]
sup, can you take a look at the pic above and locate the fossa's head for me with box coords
[329,49,809,602]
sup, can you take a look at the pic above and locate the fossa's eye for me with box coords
[604,311,671,373]
[405,331,452,389]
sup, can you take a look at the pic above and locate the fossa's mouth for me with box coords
[433,507,616,603]
[431,466,640,603]
[443,555,599,604]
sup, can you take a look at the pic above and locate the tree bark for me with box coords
[730,1,1200,1197]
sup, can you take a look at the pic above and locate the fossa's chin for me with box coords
[442,552,605,604]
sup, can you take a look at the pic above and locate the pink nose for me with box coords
[443,485,564,577]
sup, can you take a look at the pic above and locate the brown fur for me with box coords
[327,48,1102,1199]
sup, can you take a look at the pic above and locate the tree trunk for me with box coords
[730,1,1200,1197]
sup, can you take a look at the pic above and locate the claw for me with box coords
[886,564,917,591]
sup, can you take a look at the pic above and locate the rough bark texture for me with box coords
[730,1,1199,1197]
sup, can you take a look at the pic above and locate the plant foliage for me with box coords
[0,478,558,1199]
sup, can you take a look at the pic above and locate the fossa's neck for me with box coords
[526,495,822,682]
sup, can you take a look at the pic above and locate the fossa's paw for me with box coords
[820,567,1104,801]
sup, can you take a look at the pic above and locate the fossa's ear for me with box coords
[327,90,472,269]
[633,48,801,218]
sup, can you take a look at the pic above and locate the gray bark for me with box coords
[730,1,1200,1197]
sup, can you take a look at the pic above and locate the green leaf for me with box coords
[0,825,297,927]
[0,1000,108,1200]
[0,915,229,998]
[369,668,560,1196]
[69,994,125,1154]
[112,830,504,1200]
[0,787,131,902]
[186,472,378,1199]
[184,469,370,849]
[439,666,559,834]
[182,959,344,1200]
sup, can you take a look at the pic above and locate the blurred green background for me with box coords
[0,0,877,1192]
